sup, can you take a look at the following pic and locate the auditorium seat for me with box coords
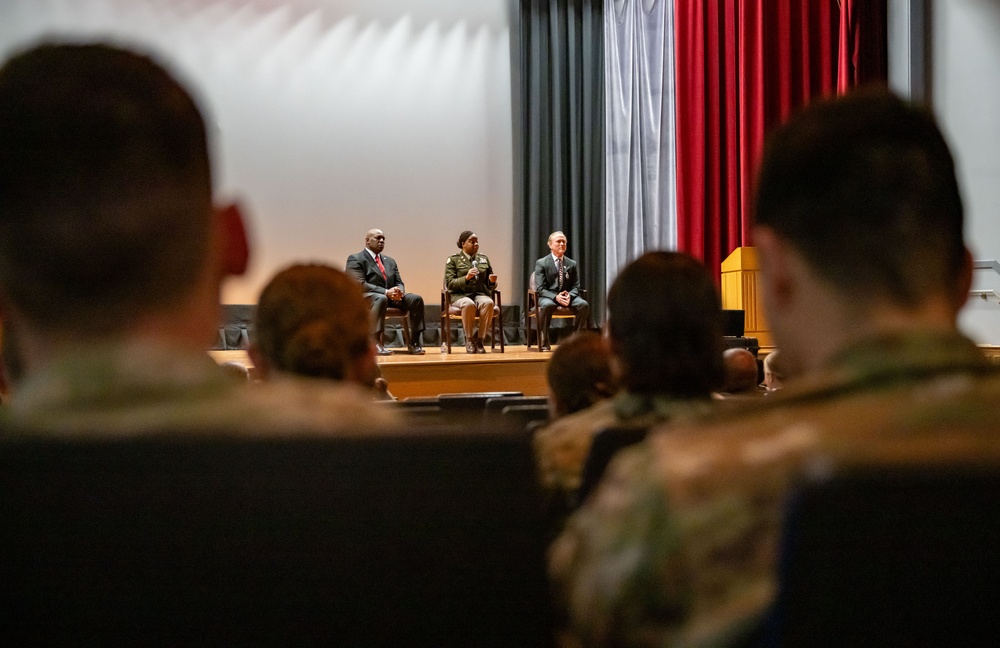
[576,425,650,505]
[763,466,1000,646]
[396,396,442,407]
[484,395,549,414]
[483,396,550,428]
[437,391,522,412]
[497,404,551,431]
[0,429,557,647]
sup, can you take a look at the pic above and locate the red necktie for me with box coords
[376,254,387,281]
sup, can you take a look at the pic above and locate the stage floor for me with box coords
[210,345,551,400]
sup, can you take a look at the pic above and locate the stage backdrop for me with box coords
[0,0,515,306]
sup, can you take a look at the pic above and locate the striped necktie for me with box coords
[557,257,563,290]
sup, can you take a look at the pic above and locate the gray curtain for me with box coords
[604,0,677,289]
[516,0,606,326]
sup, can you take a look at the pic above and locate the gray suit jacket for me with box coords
[534,255,581,302]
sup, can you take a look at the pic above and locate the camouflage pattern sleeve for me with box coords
[549,443,691,647]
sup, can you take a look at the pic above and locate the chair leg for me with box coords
[491,310,504,353]
[441,315,451,354]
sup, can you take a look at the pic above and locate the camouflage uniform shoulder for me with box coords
[533,399,619,493]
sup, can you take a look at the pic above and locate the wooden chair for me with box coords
[525,273,587,351]
[381,307,411,348]
[0,429,557,647]
[440,286,505,353]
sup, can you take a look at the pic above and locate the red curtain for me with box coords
[674,0,885,280]
[838,0,888,92]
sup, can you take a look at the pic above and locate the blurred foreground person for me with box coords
[545,331,617,420]
[0,42,395,433]
[533,251,724,516]
[251,264,380,388]
[550,90,1000,646]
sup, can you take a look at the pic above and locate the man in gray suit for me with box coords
[346,229,425,355]
[533,231,590,351]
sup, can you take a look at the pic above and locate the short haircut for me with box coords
[0,42,213,335]
[754,89,965,307]
[546,331,616,415]
[607,251,724,396]
[722,347,759,393]
[763,349,785,380]
[255,264,371,381]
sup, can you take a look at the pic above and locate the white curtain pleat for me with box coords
[604,0,677,289]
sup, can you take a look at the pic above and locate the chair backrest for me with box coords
[398,396,443,407]
[577,426,650,504]
[764,466,1000,646]
[484,395,549,413]
[484,396,550,427]
[498,404,551,431]
[0,429,556,647]
[437,391,523,411]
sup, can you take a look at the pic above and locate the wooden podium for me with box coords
[721,247,772,348]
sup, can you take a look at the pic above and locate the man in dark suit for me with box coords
[533,231,590,351]
[346,229,425,355]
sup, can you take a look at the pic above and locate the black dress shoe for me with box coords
[475,338,486,353]
[540,342,552,352]
[407,343,425,355]
[375,344,393,356]
[466,341,478,354]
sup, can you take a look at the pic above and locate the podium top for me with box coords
[721,246,759,273]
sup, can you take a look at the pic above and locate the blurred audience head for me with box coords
[0,42,248,362]
[721,347,760,395]
[606,251,724,397]
[762,350,786,391]
[219,361,251,385]
[252,263,377,387]
[753,89,970,375]
[546,331,617,419]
